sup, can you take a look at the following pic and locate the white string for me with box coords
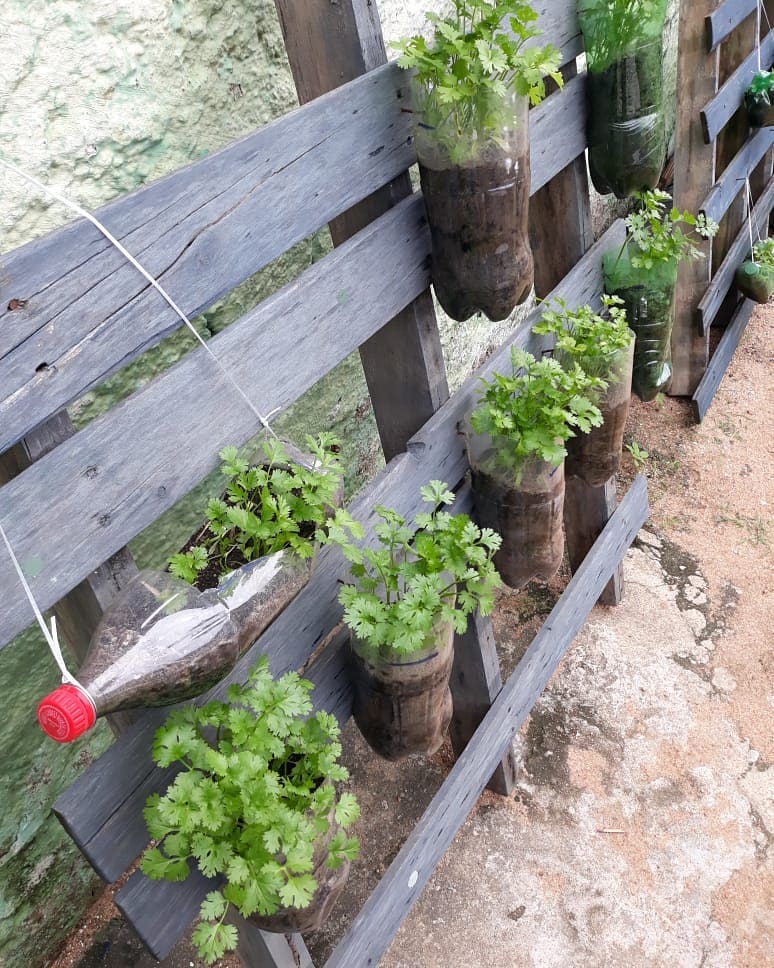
[0,157,279,438]
[0,522,84,689]
[757,0,762,73]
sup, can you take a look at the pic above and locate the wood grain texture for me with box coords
[324,476,649,968]
[698,174,774,331]
[701,127,774,223]
[692,298,755,421]
[563,477,623,607]
[0,63,414,453]
[706,0,758,50]
[671,0,721,395]
[53,222,626,891]
[701,30,774,144]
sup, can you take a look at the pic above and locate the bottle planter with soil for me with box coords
[37,436,362,742]
[337,481,501,760]
[466,348,604,590]
[140,657,360,961]
[533,297,635,487]
[602,191,718,402]
[393,0,562,322]
[736,238,774,303]
[744,70,774,128]
[578,0,669,199]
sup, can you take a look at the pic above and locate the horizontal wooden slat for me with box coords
[325,475,650,968]
[0,67,586,453]
[701,30,774,143]
[701,126,774,223]
[0,63,415,452]
[53,220,624,892]
[0,195,431,649]
[699,174,774,331]
[692,298,755,421]
[706,0,758,51]
[533,0,583,65]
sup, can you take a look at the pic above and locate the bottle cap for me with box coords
[37,684,97,742]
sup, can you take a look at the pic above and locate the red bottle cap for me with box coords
[37,684,97,742]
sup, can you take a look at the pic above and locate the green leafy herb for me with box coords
[337,481,502,657]
[533,296,633,383]
[470,347,605,472]
[752,237,774,268]
[169,434,362,588]
[578,0,669,74]
[141,657,359,963]
[392,1,562,163]
[747,69,774,98]
[625,440,649,468]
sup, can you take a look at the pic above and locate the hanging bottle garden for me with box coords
[737,238,774,302]
[578,0,669,199]
[465,348,603,589]
[393,0,562,321]
[603,191,718,402]
[533,297,635,487]
[337,481,501,760]
[744,70,774,127]
[37,435,362,741]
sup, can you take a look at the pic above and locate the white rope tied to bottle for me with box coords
[0,521,87,693]
[0,157,279,438]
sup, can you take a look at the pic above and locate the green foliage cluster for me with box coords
[752,237,774,268]
[577,0,668,73]
[393,0,562,163]
[533,296,633,383]
[338,481,502,657]
[169,434,362,586]
[603,190,719,291]
[141,657,360,963]
[470,347,604,471]
[746,69,774,99]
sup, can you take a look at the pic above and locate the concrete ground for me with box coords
[52,307,772,967]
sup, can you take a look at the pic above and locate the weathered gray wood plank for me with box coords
[529,72,588,195]
[706,0,758,51]
[701,30,774,144]
[0,196,431,649]
[53,221,625,887]
[701,127,774,224]
[324,475,649,968]
[692,298,755,421]
[0,63,414,453]
[698,174,774,331]
[564,476,623,606]
[531,0,583,65]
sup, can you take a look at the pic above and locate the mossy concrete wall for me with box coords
[0,2,680,964]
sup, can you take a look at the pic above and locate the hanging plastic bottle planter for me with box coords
[736,240,774,302]
[602,191,718,402]
[744,70,774,128]
[37,436,362,741]
[578,0,669,199]
[393,1,562,322]
[336,482,501,760]
[533,298,635,487]
[465,348,604,590]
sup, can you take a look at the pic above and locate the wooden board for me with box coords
[706,0,758,50]
[701,127,774,224]
[324,476,649,968]
[53,221,626,889]
[563,477,623,607]
[701,30,774,144]
[692,298,755,421]
[698,174,774,331]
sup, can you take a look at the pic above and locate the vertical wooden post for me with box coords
[273,0,515,800]
[671,0,720,394]
[529,62,623,606]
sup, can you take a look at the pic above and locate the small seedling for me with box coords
[625,441,649,468]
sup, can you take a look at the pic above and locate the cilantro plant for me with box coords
[603,190,719,290]
[392,0,562,163]
[752,237,774,268]
[578,0,668,74]
[745,69,774,122]
[338,481,502,657]
[532,296,633,383]
[141,657,360,963]
[470,347,604,472]
[169,434,362,588]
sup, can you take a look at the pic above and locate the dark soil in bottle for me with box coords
[418,153,533,322]
[587,46,666,198]
[471,465,565,590]
[744,93,774,128]
[609,283,675,402]
[348,625,454,761]
[566,395,632,486]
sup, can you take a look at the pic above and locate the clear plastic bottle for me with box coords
[37,551,311,742]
